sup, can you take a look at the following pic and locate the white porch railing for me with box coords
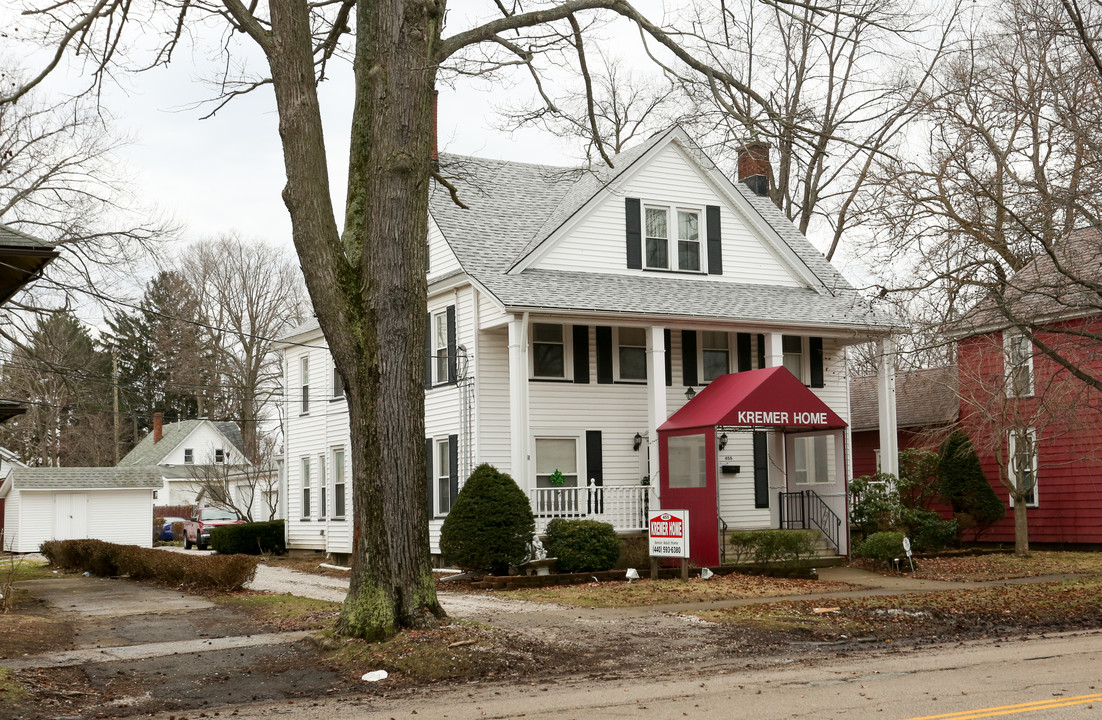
[529,480,654,534]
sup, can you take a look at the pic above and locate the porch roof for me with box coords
[658,367,847,433]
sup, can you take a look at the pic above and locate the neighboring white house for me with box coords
[0,467,163,552]
[118,414,255,509]
[278,127,900,564]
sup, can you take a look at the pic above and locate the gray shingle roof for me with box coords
[119,420,246,466]
[0,223,54,250]
[280,129,898,340]
[12,466,163,490]
[850,366,959,432]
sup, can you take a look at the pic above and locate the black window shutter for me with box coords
[586,430,603,514]
[664,329,672,386]
[706,205,723,275]
[682,330,698,387]
[424,313,432,389]
[757,333,766,369]
[425,437,434,517]
[446,305,457,384]
[626,198,642,269]
[596,326,613,384]
[737,333,752,371]
[573,325,590,383]
[753,431,769,509]
[810,336,824,388]
[448,434,459,506]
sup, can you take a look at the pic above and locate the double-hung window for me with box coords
[534,437,579,514]
[436,438,452,515]
[183,448,194,465]
[214,448,225,464]
[783,335,805,382]
[432,310,449,385]
[616,327,647,381]
[793,435,835,485]
[301,457,311,517]
[300,356,310,413]
[701,331,730,382]
[318,455,327,518]
[1005,331,1034,397]
[1008,428,1038,507]
[645,206,702,272]
[332,363,344,399]
[333,449,346,517]
[532,323,567,379]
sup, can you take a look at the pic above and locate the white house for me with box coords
[0,467,163,552]
[278,128,900,565]
[118,414,254,509]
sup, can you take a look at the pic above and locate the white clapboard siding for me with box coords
[717,433,771,530]
[2,489,22,552]
[86,491,155,546]
[474,327,512,476]
[427,217,462,280]
[536,143,802,288]
[16,491,54,552]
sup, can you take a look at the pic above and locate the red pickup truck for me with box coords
[183,507,244,550]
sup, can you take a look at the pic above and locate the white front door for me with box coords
[54,493,89,540]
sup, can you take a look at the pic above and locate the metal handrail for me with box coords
[777,489,841,554]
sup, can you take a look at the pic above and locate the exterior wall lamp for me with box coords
[685,386,696,401]
[633,432,644,451]
[718,433,728,451]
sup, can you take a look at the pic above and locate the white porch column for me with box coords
[508,314,531,487]
[763,332,785,368]
[646,325,667,488]
[877,337,899,477]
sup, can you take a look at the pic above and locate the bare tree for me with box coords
[0,67,171,325]
[181,234,306,461]
[4,0,828,641]
[186,434,282,521]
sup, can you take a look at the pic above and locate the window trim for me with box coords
[300,355,310,414]
[300,457,312,518]
[613,326,648,383]
[641,203,707,274]
[183,448,194,465]
[332,362,345,399]
[318,455,327,519]
[533,434,582,489]
[699,330,731,383]
[332,448,346,518]
[782,335,808,384]
[435,437,452,517]
[1004,331,1035,398]
[1008,427,1039,508]
[214,448,225,465]
[431,309,449,387]
[530,322,572,381]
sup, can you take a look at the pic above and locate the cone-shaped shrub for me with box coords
[439,464,535,575]
[938,429,1005,532]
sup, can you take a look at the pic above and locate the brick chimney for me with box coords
[737,141,771,198]
[153,412,163,444]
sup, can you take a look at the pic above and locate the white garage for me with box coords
[0,467,163,553]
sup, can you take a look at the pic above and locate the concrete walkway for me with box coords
[0,631,314,671]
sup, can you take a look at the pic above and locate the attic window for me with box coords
[215,448,225,464]
[184,448,194,465]
[644,205,703,273]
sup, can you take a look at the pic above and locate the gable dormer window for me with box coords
[644,205,702,272]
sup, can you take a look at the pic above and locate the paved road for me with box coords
[139,629,1102,720]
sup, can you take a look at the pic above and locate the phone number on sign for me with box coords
[651,545,684,555]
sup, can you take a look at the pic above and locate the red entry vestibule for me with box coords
[657,367,848,567]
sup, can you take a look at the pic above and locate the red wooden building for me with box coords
[952,227,1102,544]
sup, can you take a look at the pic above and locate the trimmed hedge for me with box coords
[210,520,286,555]
[543,519,620,573]
[440,464,534,575]
[40,539,259,591]
[727,529,819,567]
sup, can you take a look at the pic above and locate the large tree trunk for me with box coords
[265,0,445,640]
[1013,498,1030,556]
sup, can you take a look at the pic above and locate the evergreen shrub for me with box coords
[727,529,819,566]
[210,520,286,555]
[853,531,906,562]
[937,430,1005,536]
[543,518,620,573]
[439,464,535,575]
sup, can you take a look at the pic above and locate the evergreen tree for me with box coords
[0,311,114,466]
[937,430,1006,537]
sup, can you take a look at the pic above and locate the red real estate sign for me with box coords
[648,510,690,558]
